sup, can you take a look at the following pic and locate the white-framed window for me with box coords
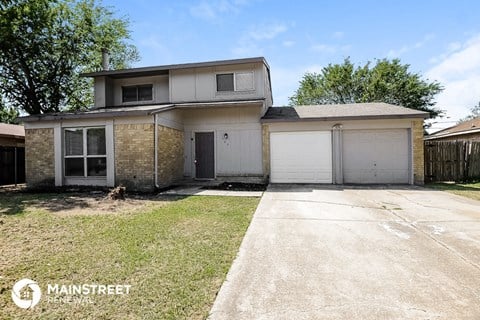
[216,71,254,92]
[64,127,107,177]
[122,84,153,102]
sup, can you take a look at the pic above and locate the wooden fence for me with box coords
[424,141,480,182]
[0,146,25,186]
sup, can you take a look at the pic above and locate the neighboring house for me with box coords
[20,57,427,191]
[0,123,25,185]
[425,117,480,141]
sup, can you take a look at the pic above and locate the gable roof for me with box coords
[261,103,429,122]
[0,123,24,138]
[425,117,480,140]
[81,57,270,78]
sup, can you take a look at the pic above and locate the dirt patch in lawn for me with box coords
[0,188,171,216]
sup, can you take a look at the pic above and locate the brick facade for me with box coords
[25,128,55,187]
[157,126,184,187]
[114,124,155,191]
[412,119,425,185]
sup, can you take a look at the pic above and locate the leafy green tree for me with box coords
[289,58,444,118]
[0,0,139,115]
[0,99,20,124]
[458,101,480,123]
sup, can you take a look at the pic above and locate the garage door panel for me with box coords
[270,131,332,183]
[343,129,410,184]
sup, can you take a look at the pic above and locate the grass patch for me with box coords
[0,193,259,319]
[426,182,480,201]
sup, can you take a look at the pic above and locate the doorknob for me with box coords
[194,159,198,165]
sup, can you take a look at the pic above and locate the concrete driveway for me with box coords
[209,185,480,319]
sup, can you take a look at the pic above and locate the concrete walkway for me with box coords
[160,186,263,197]
[209,184,480,319]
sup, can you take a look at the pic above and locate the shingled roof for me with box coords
[425,117,480,140]
[261,103,429,122]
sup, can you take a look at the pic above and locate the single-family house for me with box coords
[20,57,427,191]
[425,117,480,141]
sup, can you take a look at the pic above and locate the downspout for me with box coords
[154,113,159,189]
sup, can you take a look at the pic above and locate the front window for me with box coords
[64,127,106,177]
[216,72,254,92]
[122,84,153,102]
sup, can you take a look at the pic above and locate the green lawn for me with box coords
[0,192,259,319]
[426,182,480,201]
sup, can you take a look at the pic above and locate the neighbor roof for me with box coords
[261,103,429,122]
[425,117,480,140]
[0,123,25,138]
[81,57,270,78]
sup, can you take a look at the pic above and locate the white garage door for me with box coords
[343,129,410,184]
[270,131,332,183]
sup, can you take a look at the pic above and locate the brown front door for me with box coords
[195,132,215,179]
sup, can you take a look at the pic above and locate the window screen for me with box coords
[87,128,106,155]
[65,129,83,155]
[138,85,153,101]
[216,73,234,91]
[235,72,254,91]
[122,86,137,102]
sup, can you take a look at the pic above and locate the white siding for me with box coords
[182,106,263,177]
[170,63,265,103]
[111,75,169,106]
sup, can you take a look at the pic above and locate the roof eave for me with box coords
[261,114,428,123]
[81,57,268,78]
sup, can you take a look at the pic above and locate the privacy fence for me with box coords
[424,141,480,182]
[0,146,25,186]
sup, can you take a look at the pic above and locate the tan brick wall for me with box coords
[25,128,55,187]
[114,124,155,191]
[261,124,270,181]
[157,126,184,187]
[412,119,425,185]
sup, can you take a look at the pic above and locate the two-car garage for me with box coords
[263,103,428,185]
[269,129,410,184]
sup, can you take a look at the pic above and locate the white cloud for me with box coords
[332,31,344,39]
[232,23,288,57]
[426,34,480,126]
[248,24,287,41]
[189,0,248,21]
[282,40,295,47]
[311,44,337,54]
[387,34,435,58]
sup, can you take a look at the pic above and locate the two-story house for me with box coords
[21,57,272,191]
[21,56,428,191]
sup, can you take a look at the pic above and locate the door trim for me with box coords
[193,130,216,180]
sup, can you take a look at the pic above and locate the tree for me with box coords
[458,101,480,123]
[0,0,139,115]
[0,99,19,124]
[289,58,444,118]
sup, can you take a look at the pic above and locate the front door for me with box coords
[195,132,215,179]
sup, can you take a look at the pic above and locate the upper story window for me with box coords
[216,72,254,92]
[122,84,153,102]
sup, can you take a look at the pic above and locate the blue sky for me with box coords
[103,0,480,130]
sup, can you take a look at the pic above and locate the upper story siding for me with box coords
[89,57,273,110]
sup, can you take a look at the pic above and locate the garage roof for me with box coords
[261,103,429,122]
